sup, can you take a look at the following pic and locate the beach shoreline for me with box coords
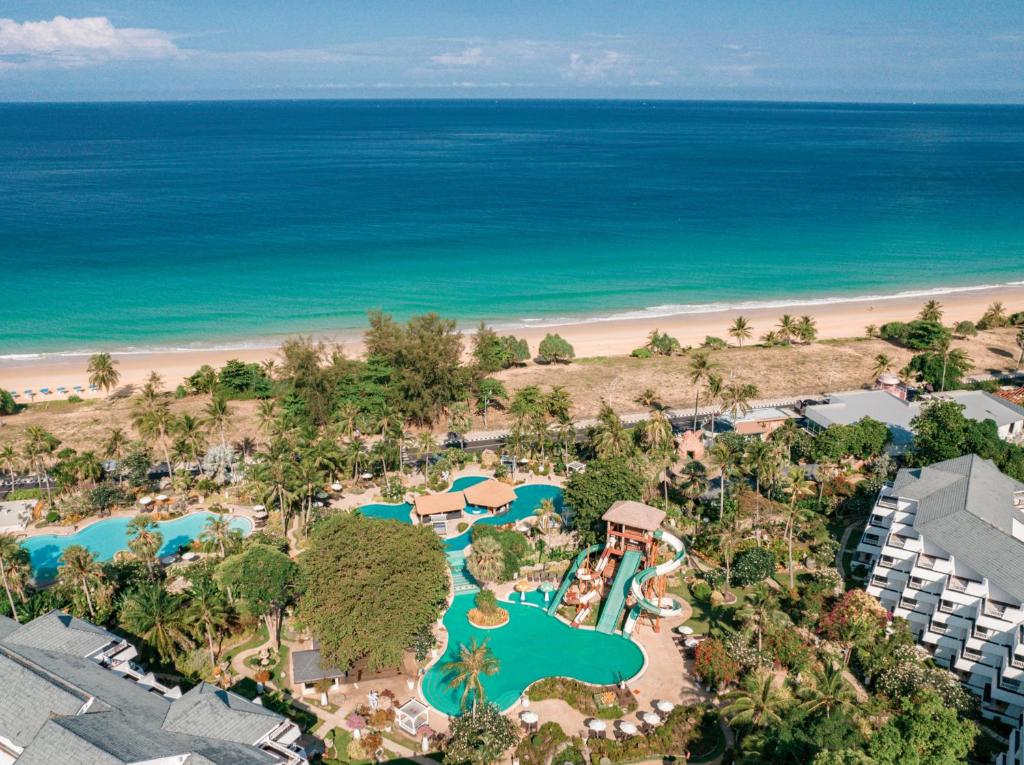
[3,282,1023,397]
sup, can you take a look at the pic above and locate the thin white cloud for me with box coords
[567,49,627,81]
[0,16,179,68]
[431,46,493,67]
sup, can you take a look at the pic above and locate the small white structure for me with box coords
[396,699,429,737]
[0,499,35,532]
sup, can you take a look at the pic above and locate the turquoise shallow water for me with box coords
[1,101,1022,356]
[422,595,644,716]
[22,511,252,580]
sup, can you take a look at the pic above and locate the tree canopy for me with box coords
[298,513,448,672]
[537,333,575,364]
[563,457,645,546]
[217,543,298,646]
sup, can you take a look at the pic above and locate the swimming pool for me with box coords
[358,475,489,526]
[21,511,253,580]
[422,594,645,716]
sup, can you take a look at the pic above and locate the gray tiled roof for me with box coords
[290,646,343,684]
[0,611,292,764]
[163,682,281,744]
[0,650,90,748]
[0,614,19,640]
[896,455,1024,601]
[4,609,121,656]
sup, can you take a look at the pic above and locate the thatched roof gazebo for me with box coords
[463,478,517,514]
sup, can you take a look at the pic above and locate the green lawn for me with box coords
[668,577,750,635]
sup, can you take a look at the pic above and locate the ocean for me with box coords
[1,99,1022,357]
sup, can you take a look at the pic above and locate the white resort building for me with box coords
[855,455,1024,725]
[0,610,308,765]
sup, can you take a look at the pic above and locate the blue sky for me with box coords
[1,1,1022,102]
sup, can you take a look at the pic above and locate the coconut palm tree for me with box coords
[737,584,789,652]
[641,408,672,456]
[203,396,233,450]
[0,443,18,492]
[982,301,1007,328]
[708,440,741,521]
[783,467,815,589]
[132,401,175,479]
[672,459,708,533]
[635,388,661,410]
[191,365,218,400]
[416,432,437,481]
[102,427,129,485]
[688,351,719,430]
[256,399,279,438]
[728,316,753,347]
[23,426,58,505]
[87,352,120,395]
[119,583,194,663]
[443,637,500,712]
[705,372,724,435]
[187,578,234,666]
[918,300,943,322]
[447,401,473,450]
[798,660,857,718]
[475,378,508,430]
[533,498,559,544]
[59,545,103,619]
[721,382,758,422]
[0,535,30,622]
[174,414,208,472]
[466,536,505,586]
[776,315,799,344]
[201,513,237,558]
[721,671,790,731]
[871,353,893,379]
[796,315,818,344]
[591,403,631,459]
[127,514,164,574]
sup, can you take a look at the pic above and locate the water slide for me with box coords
[622,529,687,636]
[595,550,643,634]
[547,543,602,616]
[576,548,612,583]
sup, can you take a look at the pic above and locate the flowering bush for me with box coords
[693,639,740,691]
[723,634,770,672]
[819,589,887,646]
[872,645,977,715]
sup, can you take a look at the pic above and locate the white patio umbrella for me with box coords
[138,496,153,506]
[521,711,539,725]
[675,625,694,635]
[684,638,699,649]
[618,721,638,736]
[642,712,661,727]
[587,719,607,733]
[656,700,675,714]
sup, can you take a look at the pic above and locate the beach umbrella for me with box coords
[520,711,539,725]
[675,625,694,636]
[618,721,638,736]
[360,472,373,480]
[656,700,675,714]
[642,712,661,727]
[331,482,342,491]
[155,494,168,502]
[139,496,153,506]
[587,719,607,733]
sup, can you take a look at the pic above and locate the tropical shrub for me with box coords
[0,389,16,415]
[693,639,740,690]
[537,333,575,364]
[630,347,653,359]
[879,319,950,350]
[730,547,776,586]
[701,336,728,350]
[444,703,519,765]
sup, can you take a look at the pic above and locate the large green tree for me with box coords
[563,457,645,546]
[217,543,298,647]
[444,703,519,765]
[298,512,447,672]
[867,691,976,765]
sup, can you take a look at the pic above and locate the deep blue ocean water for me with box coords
[1,100,1022,356]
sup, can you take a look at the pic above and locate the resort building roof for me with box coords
[894,455,1024,601]
[290,645,343,685]
[0,610,304,764]
[996,387,1024,407]
[463,479,517,509]
[413,492,466,517]
[602,500,666,532]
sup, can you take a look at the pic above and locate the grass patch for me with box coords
[527,677,637,717]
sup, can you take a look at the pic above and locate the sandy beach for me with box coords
[3,284,1023,398]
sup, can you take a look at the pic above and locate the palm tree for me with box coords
[705,372,724,435]
[60,545,103,619]
[127,514,164,574]
[447,401,473,450]
[918,300,943,322]
[641,408,672,457]
[443,637,499,712]
[132,401,175,479]
[416,432,437,481]
[737,584,789,651]
[191,365,219,399]
[466,536,505,586]
[783,467,814,589]
[0,443,18,492]
[1016,328,1024,368]
[102,428,129,484]
[708,440,740,521]
[475,378,507,430]
[728,316,753,347]
[533,498,559,544]
[688,351,719,430]
[257,399,279,437]
[871,353,893,379]
[120,583,194,663]
[776,315,798,344]
[87,352,120,395]
[591,403,631,459]
[721,382,758,422]
[721,671,790,730]
[174,414,208,472]
[0,535,30,622]
[201,512,236,558]
[203,396,233,450]
[635,388,660,410]
[982,301,1007,327]
[796,315,818,344]
[798,660,856,718]
[23,426,58,505]
[672,460,708,533]
[187,578,234,666]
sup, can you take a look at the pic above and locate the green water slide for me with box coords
[596,549,643,634]
[547,543,603,616]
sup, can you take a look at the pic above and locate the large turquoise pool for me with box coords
[422,594,645,716]
[22,512,252,580]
